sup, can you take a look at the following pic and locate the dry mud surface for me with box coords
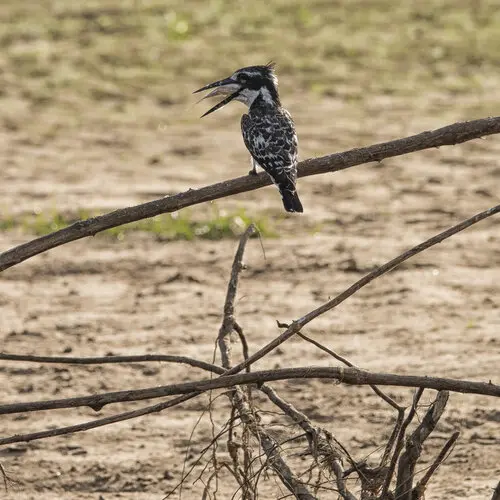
[1,66,499,500]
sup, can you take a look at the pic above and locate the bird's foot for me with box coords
[248,168,258,176]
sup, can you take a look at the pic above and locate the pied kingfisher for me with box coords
[194,63,303,213]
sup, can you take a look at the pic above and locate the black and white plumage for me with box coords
[194,63,303,213]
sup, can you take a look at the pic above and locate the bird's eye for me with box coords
[238,73,248,82]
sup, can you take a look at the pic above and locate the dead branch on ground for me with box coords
[1,205,498,497]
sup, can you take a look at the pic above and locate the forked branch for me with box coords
[260,384,357,500]
[1,203,497,500]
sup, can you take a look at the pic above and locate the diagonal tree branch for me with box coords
[297,332,401,411]
[296,331,405,476]
[231,389,317,499]
[1,116,499,272]
[412,430,460,499]
[225,204,499,377]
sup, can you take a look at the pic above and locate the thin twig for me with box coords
[1,117,499,272]
[395,391,450,500]
[381,388,425,498]
[381,409,406,470]
[167,413,238,499]
[0,367,498,417]
[178,391,224,500]
[0,353,224,374]
[0,392,197,446]
[234,433,308,499]
[296,332,404,480]
[297,332,401,410]
[234,321,251,373]
[412,430,459,499]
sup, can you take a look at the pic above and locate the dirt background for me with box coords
[0,1,499,499]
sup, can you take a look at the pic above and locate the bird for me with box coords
[193,62,303,213]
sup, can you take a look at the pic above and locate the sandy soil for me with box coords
[0,39,499,500]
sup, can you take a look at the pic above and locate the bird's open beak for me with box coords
[193,77,242,117]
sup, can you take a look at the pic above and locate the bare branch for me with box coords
[1,117,499,272]
[382,388,425,497]
[225,204,500,376]
[412,430,459,499]
[234,321,251,372]
[0,352,224,374]
[395,391,449,499]
[381,409,406,470]
[1,367,496,417]
[218,224,256,370]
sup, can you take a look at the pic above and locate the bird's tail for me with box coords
[280,188,303,213]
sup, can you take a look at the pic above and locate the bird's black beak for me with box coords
[199,89,241,117]
[193,77,242,117]
[193,77,235,94]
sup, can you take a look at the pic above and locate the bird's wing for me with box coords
[241,111,298,188]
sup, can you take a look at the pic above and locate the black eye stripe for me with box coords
[247,77,266,90]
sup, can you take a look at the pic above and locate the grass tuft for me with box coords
[0,207,275,241]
